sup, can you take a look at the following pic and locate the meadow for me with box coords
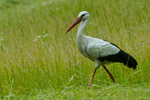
[0,0,150,99]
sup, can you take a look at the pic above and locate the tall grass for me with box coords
[0,0,150,99]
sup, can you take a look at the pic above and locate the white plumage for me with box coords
[86,36,120,60]
[77,35,120,66]
[66,11,137,88]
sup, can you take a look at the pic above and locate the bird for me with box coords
[66,11,138,89]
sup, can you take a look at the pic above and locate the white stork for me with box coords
[66,11,137,88]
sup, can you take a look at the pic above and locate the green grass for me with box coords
[0,0,150,99]
[3,84,150,100]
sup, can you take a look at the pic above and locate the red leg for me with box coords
[88,68,97,89]
[103,65,115,83]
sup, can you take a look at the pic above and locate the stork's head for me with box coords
[78,11,90,21]
[66,11,90,33]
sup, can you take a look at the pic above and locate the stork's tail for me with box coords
[119,50,137,69]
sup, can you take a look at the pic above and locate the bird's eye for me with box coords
[81,14,85,17]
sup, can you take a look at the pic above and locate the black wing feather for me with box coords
[98,49,138,70]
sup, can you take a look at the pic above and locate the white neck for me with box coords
[76,19,89,39]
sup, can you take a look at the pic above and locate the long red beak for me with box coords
[66,17,81,33]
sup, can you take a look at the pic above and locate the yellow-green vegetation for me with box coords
[0,0,150,99]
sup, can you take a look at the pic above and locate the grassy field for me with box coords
[0,0,150,99]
